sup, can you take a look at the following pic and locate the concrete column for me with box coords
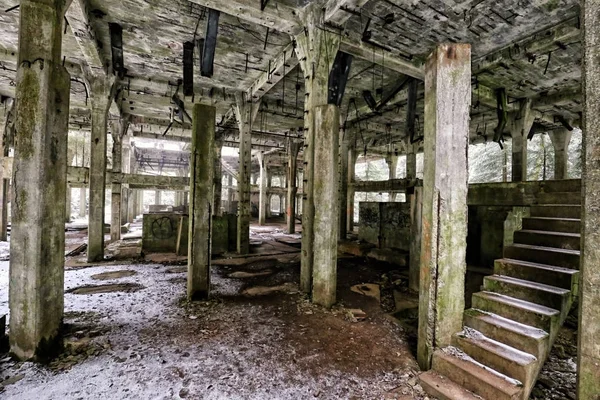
[295,6,341,294]
[0,99,13,241]
[409,187,423,292]
[9,0,71,360]
[417,43,471,370]
[154,190,161,205]
[234,93,260,254]
[347,147,358,234]
[339,138,350,239]
[87,74,115,262]
[79,187,87,218]
[312,105,340,308]
[549,128,573,180]
[65,186,71,223]
[510,99,535,182]
[386,153,399,201]
[406,138,417,180]
[137,190,144,215]
[110,118,127,242]
[227,174,233,213]
[257,152,267,225]
[279,195,284,216]
[188,104,215,300]
[578,2,600,397]
[287,141,300,234]
[213,140,223,216]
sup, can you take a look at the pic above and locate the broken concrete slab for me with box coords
[241,282,298,296]
[351,283,381,302]
[367,248,409,267]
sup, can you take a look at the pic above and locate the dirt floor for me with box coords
[0,219,430,400]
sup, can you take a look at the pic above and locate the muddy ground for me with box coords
[0,225,429,400]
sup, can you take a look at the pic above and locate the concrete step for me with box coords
[514,229,580,251]
[494,258,579,295]
[530,204,581,219]
[472,291,560,333]
[503,244,580,269]
[431,349,523,400]
[483,275,572,311]
[419,370,483,400]
[452,329,538,389]
[536,191,581,205]
[522,217,580,234]
[463,309,549,358]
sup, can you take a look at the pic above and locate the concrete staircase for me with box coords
[420,193,581,400]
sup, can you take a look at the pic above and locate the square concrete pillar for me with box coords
[287,141,300,234]
[0,99,13,242]
[9,0,71,360]
[87,74,115,262]
[578,1,600,397]
[65,185,71,223]
[549,128,573,180]
[79,187,87,218]
[339,138,350,239]
[312,105,340,308]
[213,140,223,216]
[257,152,267,225]
[417,43,471,370]
[347,147,357,234]
[110,121,124,242]
[187,104,215,300]
[510,99,534,182]
[409,187,423,292]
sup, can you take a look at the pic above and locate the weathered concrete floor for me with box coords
[0,226,429,399]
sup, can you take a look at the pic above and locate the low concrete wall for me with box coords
[359,202,411,251]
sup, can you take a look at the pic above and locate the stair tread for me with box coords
[456,328,538,366]
[475,291,560,317]
[524,216,581,221]
[518,229,580,238]
[508,243,580,255]
[498,258,579,275]
[433,349,523,397]
[465,308,549,340]
[420,371,484,400]
[486,274,571,295]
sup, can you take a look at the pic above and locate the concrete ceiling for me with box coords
[0,0,583,155]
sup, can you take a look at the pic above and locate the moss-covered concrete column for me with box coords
[312,105,340,307]
[9,0,71,360]
[110,118,128,242]
[406,138,417,180]
[287,141,301,234]
[409,186,423,292]
[386,153,399,201]
[347,146,358,233]
[295,6,341,293]
[339,137,350,239]
[578,2,600,397]
[257,151,267,225]
[188,104,216,300]
[417,44,471,370]
[213,139,223,216]
[549,128,573,180]
[86,74,116,262]
[234,93,260,254]
[510,98,534,182]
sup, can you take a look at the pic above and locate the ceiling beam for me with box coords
[248,42,298,102]
[66,0,106,76]
[325,0,372,26]
[187,0,301,35]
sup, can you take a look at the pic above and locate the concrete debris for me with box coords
[229,270,274,278]
[351,283,381,302]
[242,282,298,296]
[346,308,367,321]
[66,243,88,257]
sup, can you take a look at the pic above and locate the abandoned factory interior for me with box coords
[0,0,599,399]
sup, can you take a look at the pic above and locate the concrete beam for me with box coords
[325,0,371,26]
[66,0,106,76]
[249,42,298,102]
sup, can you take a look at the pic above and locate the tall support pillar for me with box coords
[339,137,350,239]
[417,44,471,370]
[110,118,128,242]
[87,74,115,262]
[9,0,71,360]
[510,99,534,182]
[257,152,267,225]
[154,190,161,205]
[0,99,13,241]
[287,141,300,234]
[347,147,357,233]
[65,185,71,223]
[312,105,340,307]
[187,104,215,300]
[79,187,87,218]
[407,140,417,180]
[578,2,600,397]
[295,6,341,294]
[386,153,399,201]
[226,174,234,213]
[213,139,223,216]
[549,128,573,180]
[234,93,260,254]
